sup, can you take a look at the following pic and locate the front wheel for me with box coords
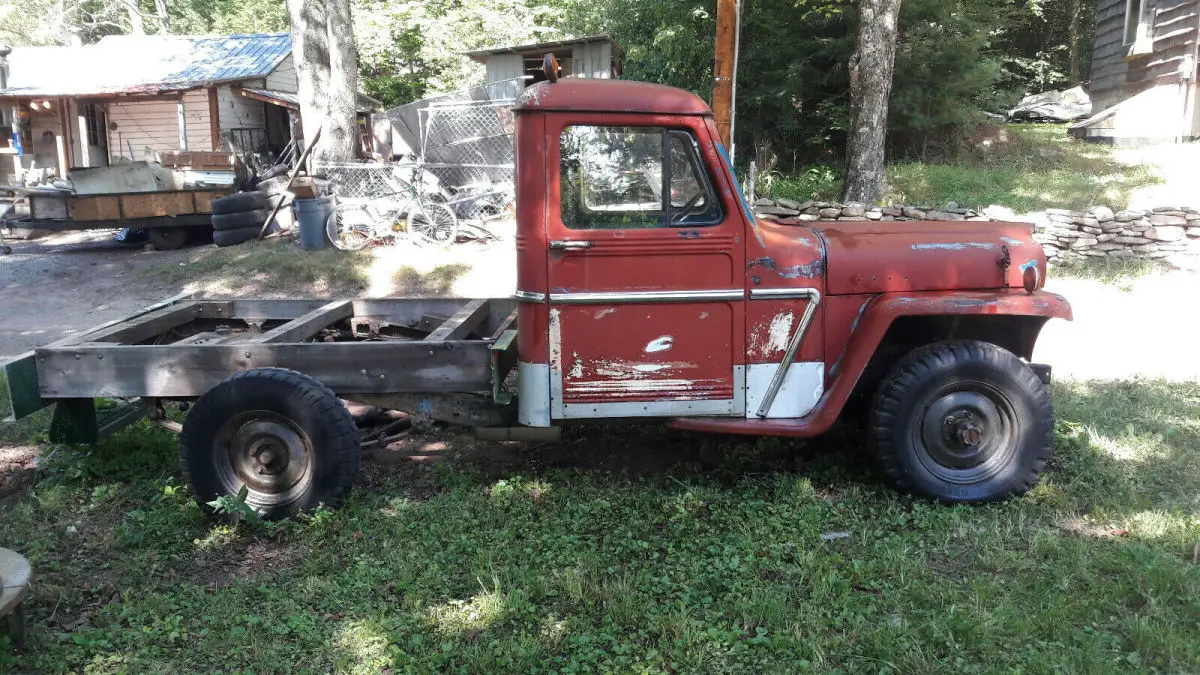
[870,340,1054,503]
[180,368,361,519]
[405,201,458,247]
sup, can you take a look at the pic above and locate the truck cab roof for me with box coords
[514,79,712,116]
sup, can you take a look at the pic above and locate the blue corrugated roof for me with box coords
[0,33,293,97]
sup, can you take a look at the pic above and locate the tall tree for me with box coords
[287,0,358,163]
[843,0,902,203]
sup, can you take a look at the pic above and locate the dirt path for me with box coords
[0,232,192,359]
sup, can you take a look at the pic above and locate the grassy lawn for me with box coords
[2,377,1198,672]
[770,124,1163,212]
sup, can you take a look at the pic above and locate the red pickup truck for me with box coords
[4,76,1072,518]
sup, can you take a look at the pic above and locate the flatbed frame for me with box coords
[4,295,519,442]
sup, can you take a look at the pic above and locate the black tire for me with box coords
[180,368,361,520]
[147,227,190,251]
[212,191,268,215]
[870,340,1053,503]
[212,208,268,231]
[213,226,260,247]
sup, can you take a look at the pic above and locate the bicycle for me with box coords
[325,168,458,251]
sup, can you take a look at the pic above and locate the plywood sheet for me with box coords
[120,192,195,218]
[69,195,122,221]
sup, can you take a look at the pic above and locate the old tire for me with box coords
[213,226,260,247]
[212,208,268,231]
[212,191,268,215]
[870,340,1053,503]
[147,227,190,251]
[181,368,361,520]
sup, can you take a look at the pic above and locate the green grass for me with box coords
[2,378,1199,672]
[769,124,1163,212]
[1048,257,1173,288]
[136,238,373,295]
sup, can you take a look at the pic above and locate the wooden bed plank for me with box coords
[424,299,490,342]
[62,302,206,346]
[246,300,353,344]
[35,341,495,398]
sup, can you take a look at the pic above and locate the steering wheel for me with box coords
[670,193,704,225]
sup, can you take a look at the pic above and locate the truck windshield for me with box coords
[559,125,722,230]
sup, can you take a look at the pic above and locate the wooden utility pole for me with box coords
[713,0,737,149]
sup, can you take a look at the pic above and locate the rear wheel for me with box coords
[406,201,458,246]
[326,203,374,251]
[147,227,189,251]
[870,340,1053,503]
[180,368,361,519]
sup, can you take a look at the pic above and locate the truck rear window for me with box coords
[559,125,722,230]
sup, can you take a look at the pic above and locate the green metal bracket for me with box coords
[489,329,519,406]
[2,353,47,421]
[48,398,150,445]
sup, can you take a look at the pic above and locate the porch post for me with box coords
[56,97,70,178]
[176,99,188,150]
[76,102,90,167]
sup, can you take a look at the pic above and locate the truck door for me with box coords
[545,115,746,419]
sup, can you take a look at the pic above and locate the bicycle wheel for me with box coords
[326,203,374,251]
[406,201,459,247]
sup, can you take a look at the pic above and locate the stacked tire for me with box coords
[211,191,269,247]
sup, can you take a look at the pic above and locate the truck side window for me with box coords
[560,125,723,230]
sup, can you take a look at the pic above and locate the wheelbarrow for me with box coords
[0,548,31,649]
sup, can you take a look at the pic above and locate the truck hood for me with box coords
[808,220,1046,296]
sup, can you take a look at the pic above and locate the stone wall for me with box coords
[1033,207,1200,262]
[751,198,1200,262]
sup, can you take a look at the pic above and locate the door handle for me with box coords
[549,240,594,251]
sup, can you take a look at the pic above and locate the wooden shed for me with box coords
[0,34,309,185]
[465,36,620,90]
[1072,0,1199,142]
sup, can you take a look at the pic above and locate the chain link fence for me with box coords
[316,77,522,236]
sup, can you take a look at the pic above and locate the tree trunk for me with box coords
[154,0,171,33]
[1068,0,1082,84]
[842,0,902,204]
[287,0,358,165]
[323,0,359,162]
[124,0,145,35]
[287,0,331,161]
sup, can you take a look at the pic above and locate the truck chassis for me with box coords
[5,295,519,445]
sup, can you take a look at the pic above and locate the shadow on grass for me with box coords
[3,379,1198,671]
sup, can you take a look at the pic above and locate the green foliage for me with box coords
[769,124,1163,211]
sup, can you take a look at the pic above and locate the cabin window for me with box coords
[1124,0,1153,53]
[559,125,723,230]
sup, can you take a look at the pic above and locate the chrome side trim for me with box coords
[513,290,546,303]
[517,361,552,427]
[754,288,822,418]
[750,287,823,300]
[549,289,743,305]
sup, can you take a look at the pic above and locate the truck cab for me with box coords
[511,77,1071,502]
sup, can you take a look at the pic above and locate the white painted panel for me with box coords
[745,363,824,418]
[181,89,213,151]
[518,361,551,427]
[217,83,267,139]
[265,55,299,93]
